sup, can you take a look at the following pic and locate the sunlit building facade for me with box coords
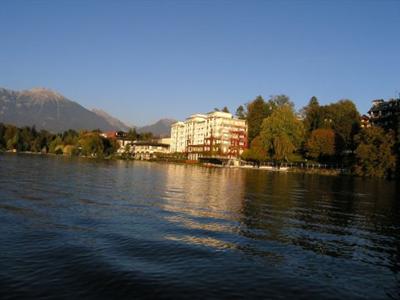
[170,111,247,160]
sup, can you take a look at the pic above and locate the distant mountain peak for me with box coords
[20,87,66,103]
[0,86,128,132]
[29,87,57,93]
[158,118,177,124]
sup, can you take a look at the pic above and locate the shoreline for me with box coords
[1,150,346,177]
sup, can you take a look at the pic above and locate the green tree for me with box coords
[102,137,119,156]
[30,137,42,152]
[241,136,268,163]
[138,132,153,141]
[325,100,360,154]
[62,129,79,145]
[306,128,335,161]
[36,130,53,153]
[6,129,23,151]
[6,138,14,151]
[235,105,246,119]
[6,133,16,151]
[121,143,132,159]
[246,96,270,143]
[221,106,230,113]
[49,136,63,154]
[267,94,294,110]
[0,123,6,149]
[20,126,35,151]
[302,96,324,134]
[63,145,79,156]
[353,127,396,178]
[79,134,104,157]
[260,105,304,162]
[126,128,137,141]
[4,125,17,147]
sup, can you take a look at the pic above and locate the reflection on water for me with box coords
[0,154,399,299]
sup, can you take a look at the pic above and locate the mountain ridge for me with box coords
[0,87,124,132]
[137,118,176,137]
[0,87,174,136]
[91,108,130,132]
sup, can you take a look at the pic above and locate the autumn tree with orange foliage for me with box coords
[306,128,335,161]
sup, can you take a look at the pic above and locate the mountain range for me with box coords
[0,87,175,136]
[91,108,130,132]
[137,119,177,137]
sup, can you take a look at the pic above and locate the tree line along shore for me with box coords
[0,126,152,159]
[0,95,398,179]
[235,95,397,179]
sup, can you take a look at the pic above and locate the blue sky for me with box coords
[1,0,399,125]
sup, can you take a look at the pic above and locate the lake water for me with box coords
[0,154,399,299]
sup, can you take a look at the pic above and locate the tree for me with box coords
[0,123,6,149]
[302,96,324,134]
[241,136,268,163]
[79,133,104,157]
[4,125,17,147]
[246,96,270,143]
[353,127,396,178]
[267,94,294,110]
[325,100,360,154]
[49,136,63,154]
[306,128,335,161]
[124,143,131,154]
[120,143,130,159]
[138,132,153,141]
[19,126,35,151]
[37,130,53,153]
[6,130,23,151]
[213,106,230,113]
[102,137,119,156]
[62,129,79,145]
[63,145,79,156]
[235,105,246,119]
[30,137,42,152]
[6,138,14,151]
[260,105,304,162]
[221,106,230,113]
[126,128,137,141]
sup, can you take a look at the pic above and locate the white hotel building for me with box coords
[170,111,248,160]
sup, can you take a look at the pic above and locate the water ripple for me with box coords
[0,154,399,299]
